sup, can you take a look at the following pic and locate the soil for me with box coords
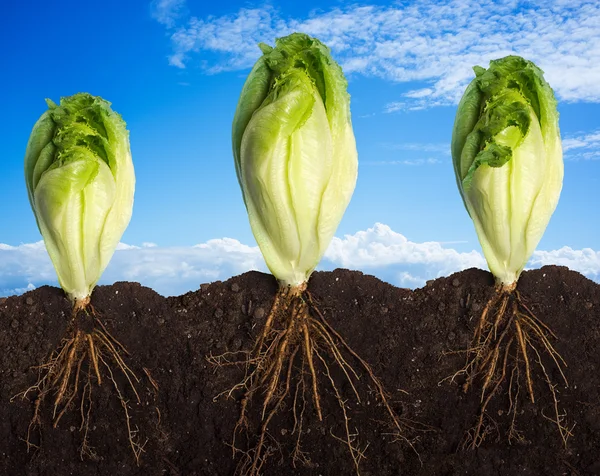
[0,265,599,476]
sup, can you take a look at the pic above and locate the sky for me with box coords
[1,0,600,297]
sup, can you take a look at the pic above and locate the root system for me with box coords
[13,297,147,463]
[209,284,420,476]
[448,284,572,449]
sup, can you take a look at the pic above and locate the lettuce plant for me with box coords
[233,32,358,287]
[218,34,410,476]
[450,57,568,449]
[20,93,143,462]
[452,56,563,286]
[24,93,135,302]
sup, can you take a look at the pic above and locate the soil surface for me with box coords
[0,266,599,476]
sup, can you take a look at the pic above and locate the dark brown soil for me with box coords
[1,266,599,476]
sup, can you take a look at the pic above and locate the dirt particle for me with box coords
[0,297,7,304]
[11,320,19,329]
[452,278,460,287]
[254,308,265,320]
[232,338,242,350]
[200,283,210,292]
[471,302,482,312]
[381,306,388,314]
[438,302,446,312]
[214,308,224,319]
[231,283,240,293]
[585,302,593,310]
[447,332,456,341]
[26,297,34,306]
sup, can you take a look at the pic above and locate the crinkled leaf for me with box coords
[24,93,135,301]
[451,56,563,285]
[234,33,357,285]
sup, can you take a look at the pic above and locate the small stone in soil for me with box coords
[585,302,593,309]
[11,320,19,329]
[26,297,34,305]
[231,283,240,293]
[452,278,460,287]
[214,308,224,318]
[254,308,265,319]
[471,302,482,312]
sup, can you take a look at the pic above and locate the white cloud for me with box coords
[151,0,186,28]
[563,129,600,161]
[361,142,448,165]
[380,142,450,154]
[155,1,600,109]
[0,238,266,298]
[1,224,598,297]
[321,223,486,286]
[530,247,600,279]
[396,271,426,289]
[116,243,140,250]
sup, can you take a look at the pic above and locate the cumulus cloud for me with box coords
[321,223,486,286]
[0,238,266,298]
[0,242,55,296]
[530,247,600,279]
[154,1,600,109]
[2,224,598,297]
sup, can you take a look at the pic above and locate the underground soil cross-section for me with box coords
[14,296,148,462]
[208,281,425,476]
[445,282,572,449]
[1,267,599,476]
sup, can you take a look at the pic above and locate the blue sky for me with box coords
[1,0,600,296]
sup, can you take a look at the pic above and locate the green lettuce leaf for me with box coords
[24,93,135,301]
[232,33,358,286]
[451,56,563,285]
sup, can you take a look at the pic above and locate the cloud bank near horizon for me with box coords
[153,0,600,110]
[2,223,599,298]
